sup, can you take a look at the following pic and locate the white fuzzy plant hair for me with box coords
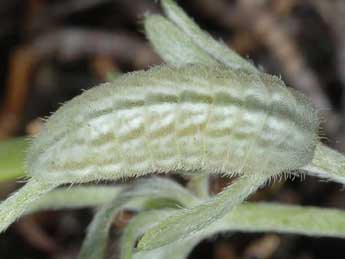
[0,0,344,255]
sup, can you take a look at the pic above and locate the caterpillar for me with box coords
[0,64,319,238]
[27,64,318,184]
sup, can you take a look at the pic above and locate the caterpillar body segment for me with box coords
[27,65,319,184]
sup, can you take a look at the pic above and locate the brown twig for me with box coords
[0,47,40,138]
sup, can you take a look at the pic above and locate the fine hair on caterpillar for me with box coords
[26,64,318,184]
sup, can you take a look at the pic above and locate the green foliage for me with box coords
[0,137,28,181]
[137,174,270,250]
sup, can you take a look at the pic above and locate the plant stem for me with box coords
[27,186,123,214]
[0,179,58,233]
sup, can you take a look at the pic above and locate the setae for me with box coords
[0,0,344,258]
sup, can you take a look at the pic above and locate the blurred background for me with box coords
[0,0,345,258]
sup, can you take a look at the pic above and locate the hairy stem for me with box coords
[0,179,58,233]
[27,186,123,214]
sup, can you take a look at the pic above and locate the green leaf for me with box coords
[135,203,345,259]
[210,202,345,238]
[160,0,257,72]
[137,174,270,251]
[133,203,345,259]
[144,15,219,66]
[0,137,29,181]
[120,210,174,259]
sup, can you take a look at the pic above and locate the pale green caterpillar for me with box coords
[28,65,318,184]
